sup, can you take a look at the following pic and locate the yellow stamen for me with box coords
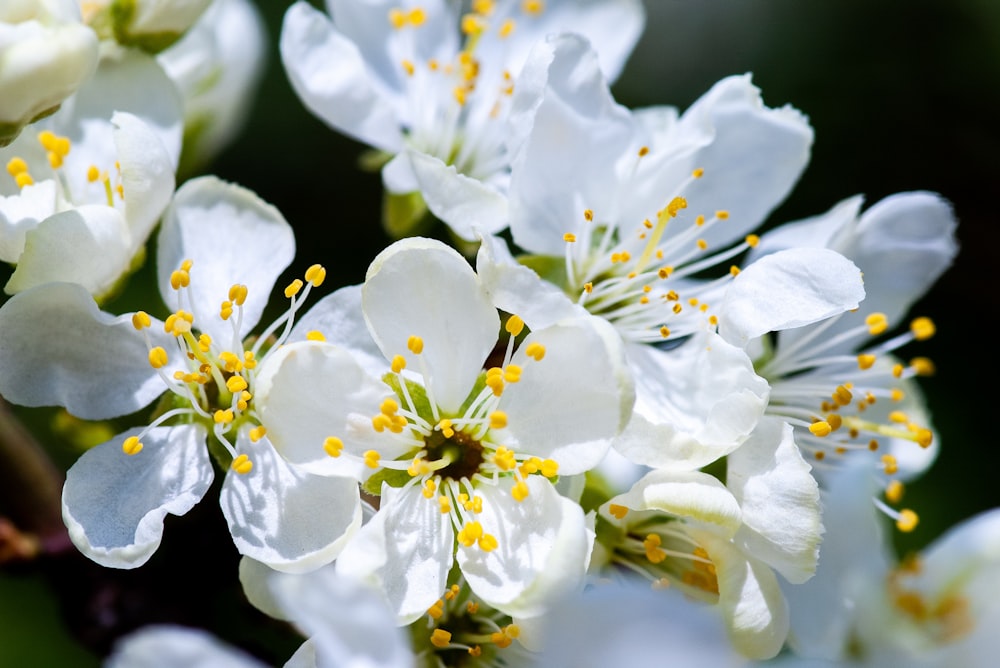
[122,436,143,456]
[323,437,343,458]
[231,454,253,475]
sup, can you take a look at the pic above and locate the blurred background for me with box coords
[2,0,998,664]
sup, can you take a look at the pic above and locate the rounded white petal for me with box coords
[689,528,789,660]
[268,565,415,668]
[336,484,452,624]
[500,318,633,474]
[61,425,214,569]
[0,179,57,262]
[0,282,179,418]
[363,237,499,414]
[615,331,769,470]
[718,248,865,348]
[254,341,395,478]
[609,469,743,536]
[220,429,362,573]
[112,110,176,252]
[4,205,132,296]
[106,625,267,668]
[728,417,822,584]
[406,149,509,240]
[458,477,591,618]
[280,1,402,152]
[238,556,290,622]
[156,175,295,341]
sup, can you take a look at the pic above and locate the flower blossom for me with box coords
[279,0,644,239]
[254,237,635,623]
[0,176,360,571]
[81,0,213,52]
[1,47,182,297]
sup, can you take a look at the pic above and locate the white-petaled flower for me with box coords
[105,625,270,668]
[254,237,634,623]
[81,0,213,53]
[157,0,268,173]
[0,176,360,571]
[279,0,644,239]
[480,35,865,470]
[592,418,820,660]
[0,0,99,146]
[734,192,958,532]
[0,46,182,297]
[780,465,1000,667]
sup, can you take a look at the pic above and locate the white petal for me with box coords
[280,2,402,152]
[362,238,499,414]
[61,425,214,569]
[112,110,176,251]
[0,179,57,262]
[0,282,179,419]
[156,176,295,342]
[406,150,509,240]
[336,484,452,624]
[106,625,266,668]
[239,556,290,622]
[615,331,769,470]
[507,34,634,256]
[718,248,865,347]
[254,341,395,478]
[728,418,822,584]
[220,429,362,573]
[609,469,743,536]
[4,205,132,296]
[458,477,591,618]
[919,508,1000,616]
[500,318,633,474]
[690,528,789,660]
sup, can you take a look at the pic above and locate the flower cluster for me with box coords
[0,2,986,668]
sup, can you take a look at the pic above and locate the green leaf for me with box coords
[362,466,412,496]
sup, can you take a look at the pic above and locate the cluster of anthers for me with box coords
[605,505,721,600]
[5,129,123,206]
[421,582,522,663]
[324,314,558,553]
[127,259,327,475]
[563,160,759,344]
[886,554,974,645]
[758,311,938,532]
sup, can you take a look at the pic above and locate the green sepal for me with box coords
[579,470,616,514]
[382,372,433,419]
[381,189,434,239]
[362,466,412,496]
[110,0,184,53]
[357,149,393,172]
[516,253,571,292]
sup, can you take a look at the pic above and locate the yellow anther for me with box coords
[910,357,935,376]
[814,451,826,461]
[886,479,905,504]
[659,326,671,338]
[122,436,143,456]
[498,17,515,37]
[422,479,436,499]
[406,6,426,25]
[231,454,253,475]
[364,450,381,469]
[563,232,576,243]
[438,418,455,438]
[284,279,304,299]
[226,376,248,393]
[608,503,628,519]
[430,629,452,648]
[214,409,234,425]
[305,264,326,287]
[503,364,522,383]
[467,601,480,615]
[539,459,559,478]
[892,363,905,378]
[583,208,595,222]
[696,239,708,250]
[407,335,424,354]
[524,341,545,361]
[132,311,151,330]
[522,0,543,14]
[86,164,100,182]
[220,302,234,320]
[458,521,484,546]
[505,314,525,337]
[401,59,415,76]
[372,414,392,433]
[388,8,406,28]
[809,420,833,437]
[888,411,909,424]
[915,429,933,448]
[391,355,406,373]
[218,351,242,373]
[37,130,56,150]
[866,312,889,335]
[742,234,759,249]
[715,210,730,220]
[833,384,853,406]
[479,533,498,551]
[380,397,399,416]
[228,284,248,305]
[6,157,28,176]
[249,426,267,443]
[169,269,190,290]
[826,414,843,431]
[672,303,683,314]
[47,151,63,169]
[890,388,905,402]
[489,411,508,429]
[692,167,704,178]
[493,446,517,471]
[323,436,343,458]
[439,496,451,514]
[305,330,326,342]
[882,454,899,475]
[858,353,876,369]
[14,172,33,188]
[910,317,935,340]
[665,197,687,218]
[896,509,919,532]
[644,534,667,564]
[512,479,530,502]
[729,265,741,276]
[428,599,444,620]
[148,347,169,369]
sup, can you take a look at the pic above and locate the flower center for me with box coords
[423,427,486,482]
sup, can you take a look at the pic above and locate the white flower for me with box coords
[742,192,958,529]
[0,47,182,297]
[254,236,634,622]
[157,0,268,173]
[279,0,645,239]
[0,176,360,571]
[82,0,213,52]
[780,465,1000,668]
[105,625,270,668]
[0,0,99,146]
[480,35,865,470]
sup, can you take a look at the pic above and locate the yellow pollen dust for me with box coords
[122,436,143,456]
[231,454,253,475]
